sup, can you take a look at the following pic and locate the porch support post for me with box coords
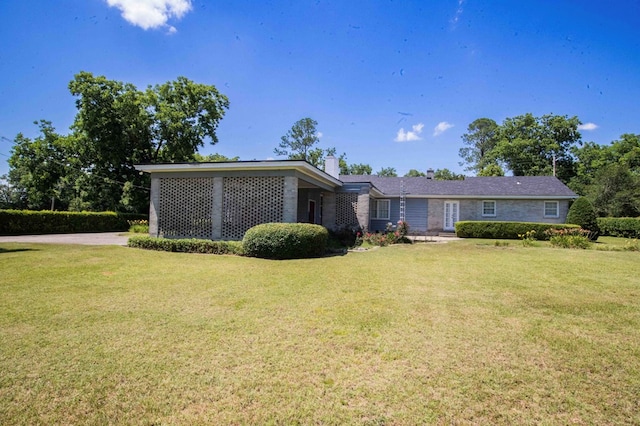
[321,191,336,230]
[211,177,223,240]
[283,176,298,223]
[357,188,370,231]
[149,176,160,237]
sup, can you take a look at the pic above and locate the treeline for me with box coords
[459,114,640,217]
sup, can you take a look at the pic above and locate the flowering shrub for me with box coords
[545,228,592,249]
[518,230,537,247]
[358,221,411,247]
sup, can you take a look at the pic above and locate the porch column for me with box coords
[149,177,160,237]
[321,191,336,230]
[283,176,298,223]
[211,177,223,240]
[356,189,370,231]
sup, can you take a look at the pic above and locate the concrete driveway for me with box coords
[0,232,130,246]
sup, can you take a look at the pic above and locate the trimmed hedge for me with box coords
[242,223,328,259]
[455,221,581,240]
[597,217,640,238]
[0,209,148,235]
[127,235,244,255]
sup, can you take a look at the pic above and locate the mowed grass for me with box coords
[1,241,639,425]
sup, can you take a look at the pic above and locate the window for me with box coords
[482,200,496,217]
[371,199,390,220]
[544,201,559,218]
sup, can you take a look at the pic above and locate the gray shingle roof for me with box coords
[338,175,577,198]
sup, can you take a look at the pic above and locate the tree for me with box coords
[274,118,321,163]
[404,169,426,177]
[0,175,23,209]
[347,163,373,175]
[193,153,239,162]
[566,197,600,240]
[588,163,640,217]
[433,168,465,180]
[376,167,397,177]
[8,121,79,210]
[492,113,581,183]
[458,118,499,173]
[67,71,229,212]
[478,164,505,177]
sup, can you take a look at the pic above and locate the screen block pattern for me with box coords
[335,192,359,226]
[158,178,214,239]
[222,176,285,240]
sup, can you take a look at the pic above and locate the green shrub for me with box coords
[455,221,580,240]
[597,217,640,238]
[128,219,149,233]
[566,197,600,240]
[127,235,244,255]
[0,210,147,235]
[242,223,328,259]
[546,228,592,249]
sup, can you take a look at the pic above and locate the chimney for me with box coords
[426,168,434,179]
[324,155,340,179]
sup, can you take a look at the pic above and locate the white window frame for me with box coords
[482,200,496,217]
[544,201,559,218]
[371,199,391,220]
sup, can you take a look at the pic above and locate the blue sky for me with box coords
[1,0,639,177]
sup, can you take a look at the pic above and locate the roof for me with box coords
[338,175,577,199]
[134,160,343,188]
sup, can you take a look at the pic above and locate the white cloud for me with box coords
[578,122,599,131]
[395,123,424,142]
[106,0,192,32]
[433,121,453,136]
[316,131,323,139]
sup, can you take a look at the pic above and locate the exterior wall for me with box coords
[405,198,428,233]
[335,184,371,230]
[297,188,322,224]
[427,198,571,234]
[458,199,570,223]
[370,198,400,232]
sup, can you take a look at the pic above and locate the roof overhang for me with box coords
[403,194,577,200]
[135,160,343,189]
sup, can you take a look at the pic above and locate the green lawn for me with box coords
[1,240,639,424]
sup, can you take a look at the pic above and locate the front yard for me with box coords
[1,240,639,424]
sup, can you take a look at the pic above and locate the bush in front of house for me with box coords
[566,197,600,240]
[127,235,244,255]
[455,221,580,240]
[242,223,328,259]
[0,209,148,235]
[597,217,640,239]
[128,219,150,233]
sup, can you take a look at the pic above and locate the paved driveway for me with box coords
[0,232,130,246]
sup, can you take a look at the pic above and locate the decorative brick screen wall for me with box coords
[158,177,214,239]
[222,176,285,240]
[335,192,359,226]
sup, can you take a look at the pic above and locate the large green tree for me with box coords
[274,118,321,163]
[67,71,229,212]
[491,113,582,183]
[458,118,500,173]
[8,121,80,210]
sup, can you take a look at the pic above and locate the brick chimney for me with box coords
[426,168,434,179]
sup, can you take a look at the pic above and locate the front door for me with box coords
[444,201,459,231]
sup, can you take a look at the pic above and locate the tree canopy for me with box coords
[458,118,499,173]
[8,72,230,213]
[376,167,398,177]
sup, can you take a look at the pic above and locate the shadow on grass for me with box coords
[0,247,38,254]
